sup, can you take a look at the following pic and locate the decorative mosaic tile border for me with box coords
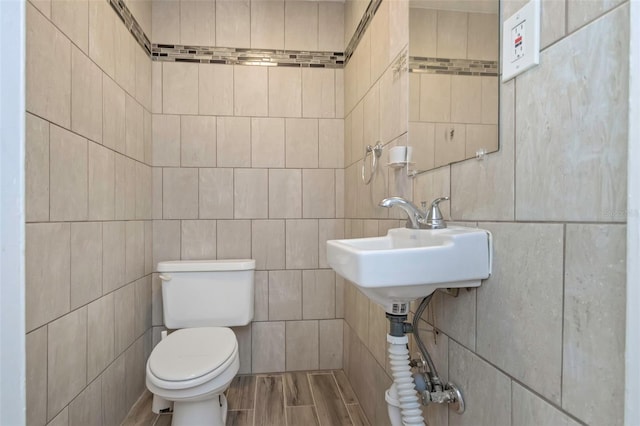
[344,0,382,62]
[152,45,345,68]
[108,0,151,55]
[409,56,499,76]
[108,0,386,69]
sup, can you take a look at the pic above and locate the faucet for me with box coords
[379,196,449,229]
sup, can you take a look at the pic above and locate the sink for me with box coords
[326,226,492,312]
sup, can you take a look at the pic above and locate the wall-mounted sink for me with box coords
[327,226,492,312]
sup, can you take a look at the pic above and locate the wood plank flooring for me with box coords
[122,370,370,426]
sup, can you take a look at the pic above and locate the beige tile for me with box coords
[216,0,250,47]
[125,221,145,282]
[302,270,335,319]
[26,113,49,222]
[199,168,234,219]
[448,341,511,426]
[124,336,146,408]
[409,73,419,122]
[251,0,284,49]
[451,75,482,124]
[335,70,344,119]
[135,45,152,111]
[234,169,268,219]
[70,222,102,309]
[50,125,87,221]
[87,294,115,382]
[335,169,344,219]
[114,17,136,95]
[285,1,318,51]
[152,0,180,44]
[481,76,499,125]
[318,219,344,269]
[567,0,625,33]
[477,222,564,403]
[231,324,252,374]
[318,119,343,169]
[252,118,285,168]
[563,224,626,425]
[113,155,132,218]
[217,116,251,167]
[363,86,380,155]
[436,10,467,59]
[319,319,343,369]
[126,0,152,37]
[285,219,319,269]
[515,5,628,222]
[48,407,68,426]
[409,122,435,171]
[150,274,163,325]
[366,301,386,366]
[162,168,199,219]
[303,169,335,218]
[69,377,102,426]
[302,69,335,119]
[48,307,87,420]
[286,118,319,168]
[102,221,126,293]
[234,65,268,116]
[152,114,180,167]
[152,61,162,114]
[319,1,344,52]
[379,63,408,144]
[180,115,216,167]
[254,271,269,321]
[26,223,70,332]
[410,8,436,57]
[269,67,302,117]
[450,79,515,221]
[71,47,102,144]
[369,2,389,83]
[180,0,215,46]
[51,0,88,53]
[26,326,48,426]
[26,3,71,128]
[135,162,152,220]
[467,12,498,61]
[114,283,136,355]
[181,220,217,260]
[162,62,198,115]
[512,382,581,426]
[419,74,450,123]
[286,321,319,371]
[465,124,498,159]
[102,76,126,154]
[152,167,163,220]
[125,94,144,162]
[198,64,233,116]
[88,142,115,220]
[88,0,115,78]
[434,123,465,168]
[252,220,285,270]
[355,33,371,103]
[217,220,251,259]
[101,354,127,426]
[539,0,566,48]
[30,0,51,18]
[144,220,153,274]
[252,321,285,373]
[268,169,302,218]
[268,270,302,321]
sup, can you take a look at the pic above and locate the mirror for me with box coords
[408,0,500,173]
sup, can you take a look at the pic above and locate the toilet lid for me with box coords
[148,327,237,382]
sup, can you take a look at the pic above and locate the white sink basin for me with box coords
[327,226,492,311]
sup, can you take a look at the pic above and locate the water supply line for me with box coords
[385,294,465,425]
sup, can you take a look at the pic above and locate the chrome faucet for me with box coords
[379,196,449,229]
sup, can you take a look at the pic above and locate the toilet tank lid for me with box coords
[157,259,256,272]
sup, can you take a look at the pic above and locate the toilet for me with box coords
[146,259,255,426]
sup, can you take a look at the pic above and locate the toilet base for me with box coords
[171,393,228,426]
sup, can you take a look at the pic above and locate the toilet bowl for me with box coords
[146,259,255,426]
[146,327,239,426]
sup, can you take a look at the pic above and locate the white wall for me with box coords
[0,0,26,424]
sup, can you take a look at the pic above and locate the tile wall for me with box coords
[150,0,346,375]
[342,0,629,425]
[25,0,154,425]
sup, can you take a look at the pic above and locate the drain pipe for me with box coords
[385,313,425,426]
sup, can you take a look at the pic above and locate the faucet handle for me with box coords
[425,197,449,229]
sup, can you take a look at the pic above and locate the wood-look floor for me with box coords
[122,370,370,426]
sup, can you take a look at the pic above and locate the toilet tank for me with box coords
[157,259,255,329]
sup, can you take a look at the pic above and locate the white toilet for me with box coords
[146,259,255,426]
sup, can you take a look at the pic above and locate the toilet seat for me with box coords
[147,327,238,391]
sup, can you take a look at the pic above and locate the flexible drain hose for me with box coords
[387,334,425,426]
